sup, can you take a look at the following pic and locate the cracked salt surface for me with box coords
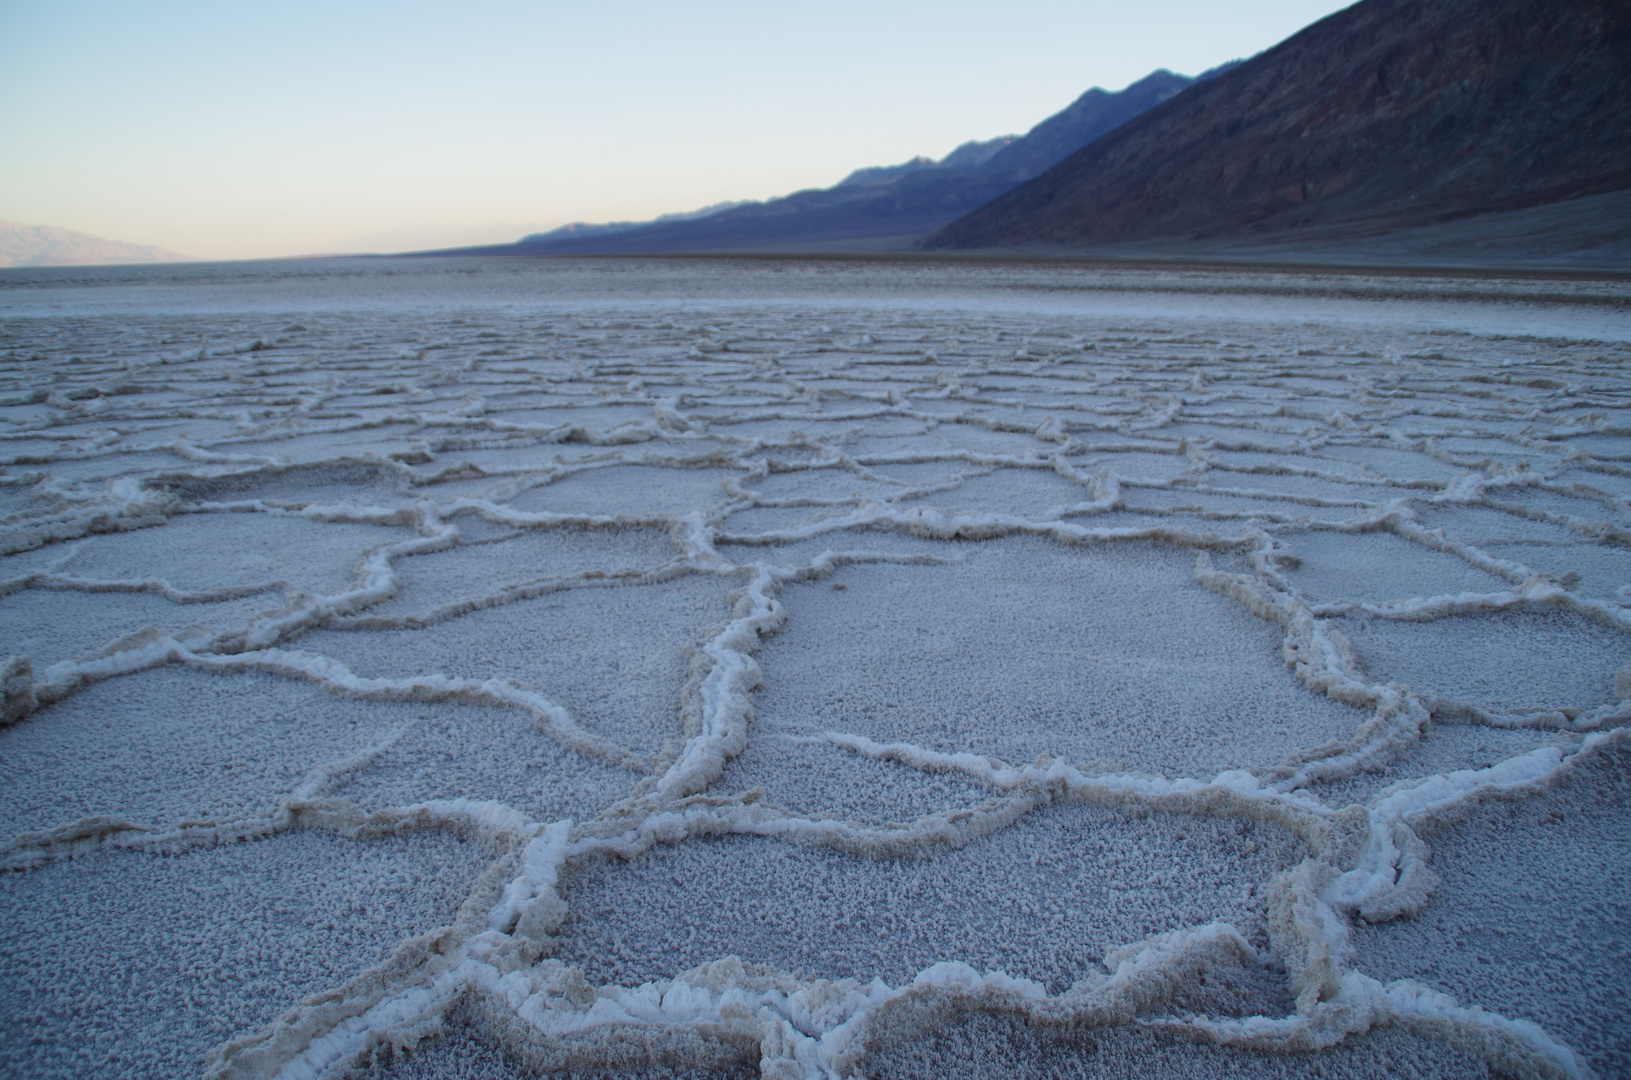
[0,257,1628,1078]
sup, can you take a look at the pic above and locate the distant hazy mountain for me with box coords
[926,0,1631,255]
[0,220,190,268]
[449,67,1221,256]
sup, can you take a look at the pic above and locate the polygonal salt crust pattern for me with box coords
[0,666,410,837]
[1350,741,1631,1078]
[0,587,281,670]
[364,524,676,617]
[750,536,1365,778]
[4,262,1630,1078]
[559,801,1301,994]
[297,572,734,759]
[0,828,492,1080]
[1279,529,1509,604]
[860,1012,1493,1079]
[329,701,638,821]
[57,511,410,595]
[1333,606,1629,718]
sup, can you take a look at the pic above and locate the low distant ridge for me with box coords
[445,68,1216,257]
[925,0,1631,260]
[0,219,190,268]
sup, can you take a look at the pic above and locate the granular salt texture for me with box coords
[559,800,1301,994]
[372,1017,759,1080]
[1350,740,1631,1078]
[363,525,675,618]
[298,572,732,759]
[0,828,491,1080]
[363,1024,535,1080]
[0,666,401,837]
[57,512,410,596]
[860,1011,1490,1079]
[750,536,1364,778]
[1333,607,1627,718]
[503,466,745,518]
[0,587,278,670]
[713,734,1002,825]
[329,701,637,820]
[1278,529,1509,604]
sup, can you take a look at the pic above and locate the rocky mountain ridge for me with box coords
[925,0,1631,255]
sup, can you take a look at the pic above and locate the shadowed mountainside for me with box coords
[924,0,1631,256]
[451,69,1209,256]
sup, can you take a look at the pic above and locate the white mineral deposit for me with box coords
[1,257,1627,1079]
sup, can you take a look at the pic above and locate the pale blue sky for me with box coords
[1,1,1354,259]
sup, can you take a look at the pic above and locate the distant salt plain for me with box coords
[1,258,1629,1079]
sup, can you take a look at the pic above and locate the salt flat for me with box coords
[1,256,1628,1079]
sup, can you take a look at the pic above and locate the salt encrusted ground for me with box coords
[1,257,1629,1079]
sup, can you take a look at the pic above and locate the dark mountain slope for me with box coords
[925,0,1631,252]
[458,69,1202,256]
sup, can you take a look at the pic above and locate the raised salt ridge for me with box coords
[0,257,1628,1078]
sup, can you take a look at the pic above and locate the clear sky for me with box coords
[1,0,1355,260]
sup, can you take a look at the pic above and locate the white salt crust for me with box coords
[0,259,1627,1078]
[0,828,492,1080]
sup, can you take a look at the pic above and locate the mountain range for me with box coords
[452,67,1223,257]
[450,0,1628,266]
[925,0,1631,261]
